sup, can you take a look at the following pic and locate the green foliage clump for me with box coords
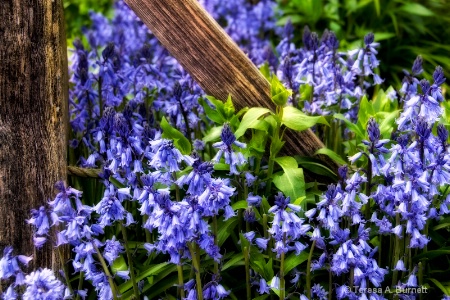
[276,0,450,85]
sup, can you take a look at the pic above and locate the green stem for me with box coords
[378,234,382,267]
[57,247,74,296]
[75,270,84,300]
[98,76,103,117]
[244,246,251,300]
[173,172,180,202]
[392,213,401,287]
[404,234,411,272]
[265,153,276,195]
[93,243,118,300]
[280,250,285,300]
[418,262,423,300]
[263,214,268,239]
[266,106,283,195]
[120,224,139,299]
[349,267,354,290]
[328,269,332,300]
[263,214,273,260]
[188,243,203,300]
[177,258,186,299]
[365,152,373,220]
[143,215,152,243]
[212,216,219,274]
[306,240,316,299]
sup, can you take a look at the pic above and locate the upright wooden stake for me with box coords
[124,0,337,173]
[0,0,68,269]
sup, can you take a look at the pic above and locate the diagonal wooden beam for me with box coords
[124,0,338,174]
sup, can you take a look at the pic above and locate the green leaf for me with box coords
[108,176,126,189]
[253,295,270,300]
[239,233,251,251]
[413,249,450,261]
[334,113,365,139]
[284,251,309,274]
[160,117,191,155]
[111,255,127,273]
[299,84,313,101]
[203,125,223,143]
[314,148,347,165]
[373,32,396,42]
[232,200,248,210]
[222,253,245,271]
[213,163,229,171]
[235,107,272,138]
[358,96,375,129]
[400,3,434,17]
[264,258,274,280]
[282,106,329,131]
[144,273,179,299]
[261,196,271,213]
[118,263,174,293]
[249,249,270,279]
[273,156,305,199]
[429,278,450,295]
[205,95,225,109]
[373,0,380,16]
[249,130,268,154]
[271,76,292,106]
[295,156,337,180]
[433,223,450,230]
[217,218,239,246]
[224,94,236,119]
[378,110,400,137]
[292,196,307,206]
[259,63,271,81]
[199,97,224,124]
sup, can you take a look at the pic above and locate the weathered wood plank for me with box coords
[0,0,68,269]
[124,0,337,173]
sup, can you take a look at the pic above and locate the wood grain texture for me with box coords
[0,0,68,269]
[124,0,338,175]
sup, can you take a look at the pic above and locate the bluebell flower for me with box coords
[310,252,327,272]
[244,208,257,223]
[258,278,270,294]
[247,193,262,207]
[23,268,65,300]
[255,237,269,251]
[244,172,257,187]
[202,280,230,300]
[311,283,328,300]
[0,246,32,285]
[394,259,407,271]
[212,124,246,174]
[198,178,235,217]
[103,236,124,265]
[268,193,309,257]
[177,154,214,195]
[269,275,280,290]
[3,285,18,299]
[149,139,192,172]
[316,184,344,230]
[94,184,128,227]
[193,139,205,151]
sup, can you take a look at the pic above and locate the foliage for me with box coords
[276,0,450,88]
[1,0,450,300]
[64,0,113,44]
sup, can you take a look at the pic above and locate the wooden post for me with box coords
[124,0,337,174]
[0,0,68,269]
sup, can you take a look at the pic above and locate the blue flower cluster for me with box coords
[274,24,383,121]
[1,0,449,299]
